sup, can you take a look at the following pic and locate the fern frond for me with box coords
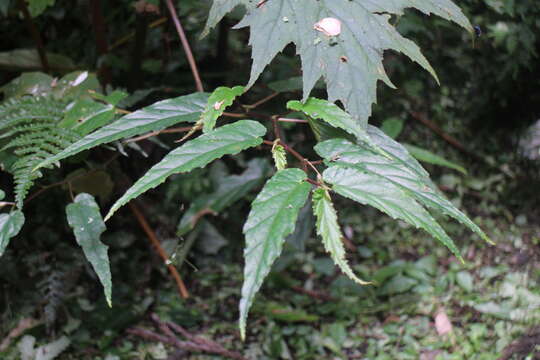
[0,96,80,207]
[0,97,63,131]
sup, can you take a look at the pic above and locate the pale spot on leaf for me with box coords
[213,100,224,110]
[314,18,341,37]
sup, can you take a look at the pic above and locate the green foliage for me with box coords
[105,120,266,220]
[288,98,379,150]
[0,210,24,257]
[240,168,311,339]
[322,165,464,262]
[0,0,503,351]
[200,86,244,132]
[206,0,470,125]
[26,0,56,17]
[404,143,467,174]
[35,92,209,171]
[314,132,491,244]
[0,96,80,207]
[271,141,287,171]
[66,193,111,307]
[312,187,370,285]
[177,158,270,235]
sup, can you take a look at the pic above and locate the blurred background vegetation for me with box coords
[0,0,539,359]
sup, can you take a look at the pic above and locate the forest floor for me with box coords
[1,158,539,360]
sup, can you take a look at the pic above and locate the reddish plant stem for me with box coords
[18,0,49,72]
[263,140,321,178]
[277,117,308,123]
[24,154,119,205]
[129,202,189,299]
[271,116,282,141]
[164,0,204,92]
[124,126,193,143]
[243,92,279,110]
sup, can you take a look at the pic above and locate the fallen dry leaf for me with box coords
[435,310,453,336]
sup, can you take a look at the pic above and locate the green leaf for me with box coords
[287,98,378,148]
[210,0,471,126]
[240,168,311,340]
[315,127,491,245]
[381,117,404,139]
[268,76,325,93]
[271,142,287,171]
[201,0,247,38]
[90,90,129,106]
[59,99,115,135]
[201,86,244,132]
[378,274,418,296]
[106,120,266,220]
[404,143,467,174]
[177,158,270,235]
[264,302,319,323]
[0,72,54,99]
[34,92,208,171]
[322,165,464,262]
[27,0,55,17]
[312,188,370,285]
[456,271,474,292]
[0,210,25,257]
[66,193,111,306]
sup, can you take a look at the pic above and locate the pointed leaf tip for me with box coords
[239,168,311,339]
[66,193,112,307]
[106,120,266,220]
[312,187,371,285]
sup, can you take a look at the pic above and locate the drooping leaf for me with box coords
[201,86,244,132]
[177,158,270,235]
[323,165,464,262]
[288,98,377,147]
[34,92,209,171]
[106,120,266,220]
[312,187,370,285]
[66,193,112,306]
[205,0,471,126]
[240,168,311,339]
[404,143,467,174]
[0,210,25,257]
[271,142,287,171]
[315,126,491,244]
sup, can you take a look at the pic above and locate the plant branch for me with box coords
[24,154,119,205]
[110,17,167,51]
[128,202,189,299]
[242,92,279,110]
[124,126,192,143]
[262,139,321,179]
[277,117,308,123]
[18,0,49,73]
[127,314,246,359]
[164,0,204,92]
